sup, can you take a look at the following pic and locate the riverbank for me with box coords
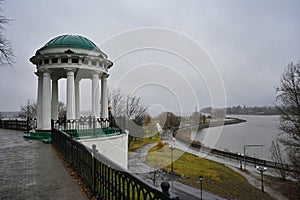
[174,117,246,148]
[176,117,246,135]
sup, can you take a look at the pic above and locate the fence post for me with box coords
[93,117,96,137]
[92,144,98,193]
[26,117,30,132]
[51,119,54,132]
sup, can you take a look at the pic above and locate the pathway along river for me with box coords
[191,115,285,161]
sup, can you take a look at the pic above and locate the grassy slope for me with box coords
[147,145,273,200]
[265,175,299,200]
[128,133,160,152]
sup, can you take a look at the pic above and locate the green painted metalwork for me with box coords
[51,128,178,199]
[23,131,51,143]
[64,127,124,140]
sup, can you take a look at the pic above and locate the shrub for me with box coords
[156,139,164,150]
[191,140,202,148]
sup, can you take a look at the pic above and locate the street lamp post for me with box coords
[169,138,176,173]
[199,176,204,200]
[243,144,263,170]
[256,166,267,192]
[238,153,243,170]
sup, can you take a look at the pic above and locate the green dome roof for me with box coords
[40,35,102,53]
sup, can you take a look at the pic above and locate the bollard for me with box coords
[161,182,179,200]
[161,182,170,196]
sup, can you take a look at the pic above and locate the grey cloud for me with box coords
[1,0,300,113]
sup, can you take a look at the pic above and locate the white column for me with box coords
[66,70,76,120]
[75,79,80,119]
[42,71,51,129]
[101,74,109,119]
[92,73,100,118]
[51,77,59,120]
[36,72,43,129]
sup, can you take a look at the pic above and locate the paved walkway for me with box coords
[128,143,227,200]
[0,128,88,200]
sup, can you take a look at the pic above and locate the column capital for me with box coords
[92,72,101,79]
[35,70,51,77]
[101,73,109,79]
[42,71,51,77]
[64,68,76,73]
[39,69,51,73]
[66,70,75,76]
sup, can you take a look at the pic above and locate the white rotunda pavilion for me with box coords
[30,34,112,130]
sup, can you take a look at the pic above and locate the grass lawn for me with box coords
[128,132,160,152]
[146,145,273,200]
[265,175,299,200]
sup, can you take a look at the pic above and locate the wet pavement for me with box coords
[0,128,88,200]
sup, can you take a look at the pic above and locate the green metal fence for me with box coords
[51,128,178,200]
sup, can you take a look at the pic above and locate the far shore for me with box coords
[176,116,246,134]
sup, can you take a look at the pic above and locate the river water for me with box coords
[191,115,285,161]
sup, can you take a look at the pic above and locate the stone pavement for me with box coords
[0,128,88,200]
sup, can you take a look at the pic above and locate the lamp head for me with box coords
[263,167,267,171]
[199,175,204,181]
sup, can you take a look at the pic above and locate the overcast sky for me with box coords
[0,0,299,115]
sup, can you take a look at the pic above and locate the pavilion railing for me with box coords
[0,118,36,131]
[52,116,124,138]
[51,127,178,200]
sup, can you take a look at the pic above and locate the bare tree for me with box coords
[108,88,148,125]
[18,99,36,119]
[269,141,287,180]
[108,88,148,141]
[125,95,148,125]
[0,1,13,66]
[58,101,66,119]
[276,61,300,182]
[108,88,125,117]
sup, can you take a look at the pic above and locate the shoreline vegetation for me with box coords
[201,105,280,115]
[181,117,246,131]
[174,117,246,148]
